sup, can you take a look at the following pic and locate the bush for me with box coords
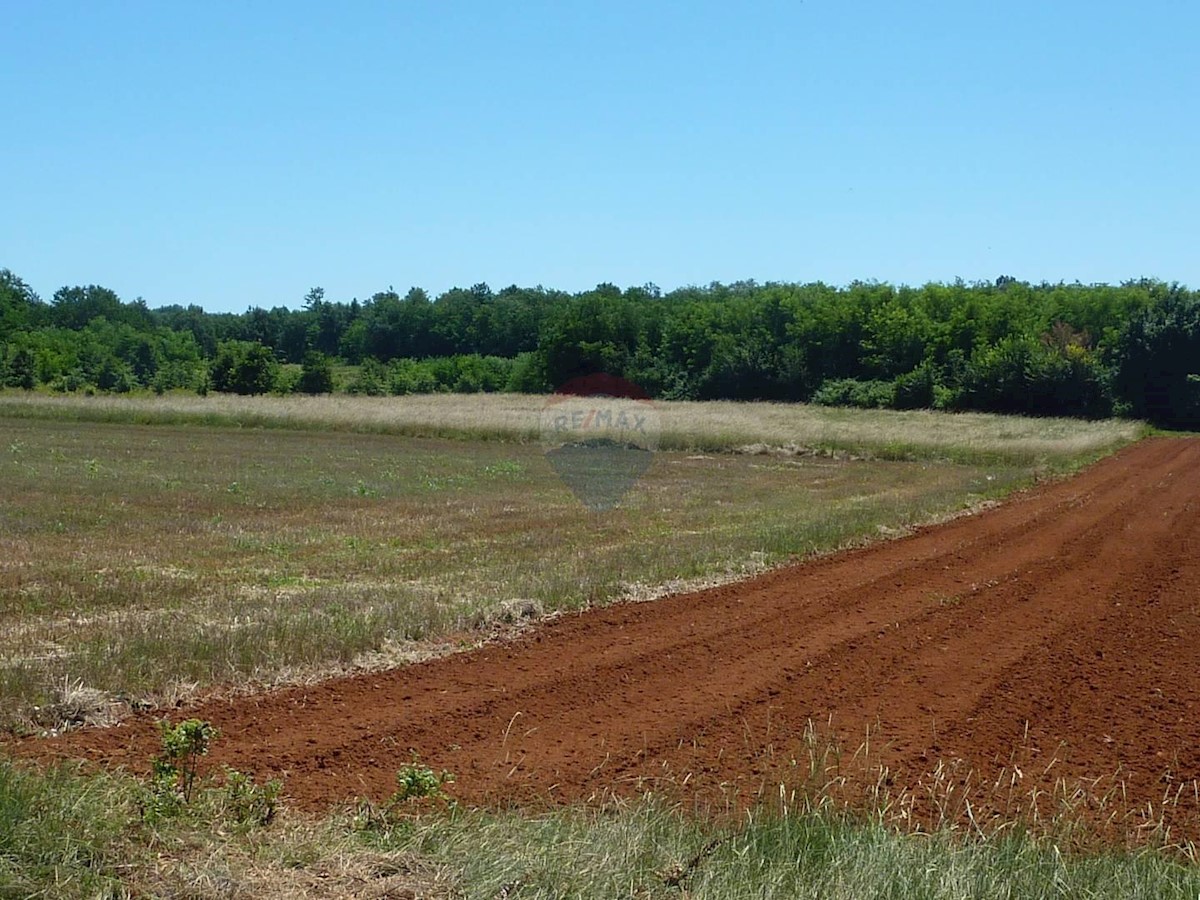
[439,355,512,393]
[50,369,90,393]
[152,360,205,394]
[892,363,938,410]
[3,347,36,389]
[346,358,388,396]
[955,335,1112,418]
[506,351,550,394]
[210,340,280,395]
[273,365,301,395]
[96,358,136,393]
[812,378,896,409]
[297,351,335,394]
[388,359,439,395]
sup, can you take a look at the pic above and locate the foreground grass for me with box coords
[400,805,1200,900]
[0,390,1142,466]
[3,755,1198,900]
[0,415,1044,729]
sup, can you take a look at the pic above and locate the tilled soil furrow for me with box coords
[583,439,1200,801]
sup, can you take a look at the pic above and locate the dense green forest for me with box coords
[2,267,1199,427]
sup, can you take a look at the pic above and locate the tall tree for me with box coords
[1112,287,1200,428]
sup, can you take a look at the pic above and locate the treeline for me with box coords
[2,268,1199,427]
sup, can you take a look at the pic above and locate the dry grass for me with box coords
[394,781,1200,899]
[0,391,1142,465]
[730,720,1200,858]
[136,842,457,900]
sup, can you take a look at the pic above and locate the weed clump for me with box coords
[140,718,280,829]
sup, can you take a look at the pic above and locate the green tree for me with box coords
[1112,287,1200,428]
[346,358,387,395]
[209,341,279,395]
[538,288,642,386]
[296,350,335,394]
[50,285,150,330]
[3,346,36,389]
[0,269,42,334]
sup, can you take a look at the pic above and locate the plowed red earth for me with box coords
[14,438,1200,838]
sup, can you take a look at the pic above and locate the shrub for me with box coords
[216,766,281,828]
[505,351,550,394]
[812,378,896,409]
[3,347,37,389]
[346,358,388,395]
[210,340,280,395]
[148,718,218,810]
[297,351,336,394]
[956,335,1112,418]
[389,359,439,395]
[892,362,938,410]
[354,756,455,830]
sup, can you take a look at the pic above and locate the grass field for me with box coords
[0,412,1042,731]
[0,395,1175,898]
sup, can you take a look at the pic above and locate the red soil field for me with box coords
[14,438,1200,839]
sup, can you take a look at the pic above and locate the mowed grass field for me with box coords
[6,394,1188,899]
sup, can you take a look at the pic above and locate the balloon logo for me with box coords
[539,374,660,511]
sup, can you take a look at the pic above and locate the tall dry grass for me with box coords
[0,391,1143,465]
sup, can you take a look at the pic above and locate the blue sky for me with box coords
[3,1,1197,313]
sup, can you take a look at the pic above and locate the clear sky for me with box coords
[3,1,1197,313]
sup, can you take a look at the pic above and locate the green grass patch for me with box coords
[3,754,1198,899]
[0,758,136,898]
[386,801,1200,899]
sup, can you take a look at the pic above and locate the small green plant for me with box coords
[355,755,455,830]
[140,720,283,830]
[219,766,282,828]
[393,757,455,803]
[482,459,524,478]
[143,718,218,820]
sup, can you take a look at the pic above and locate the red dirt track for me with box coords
[16,438,1200,836]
